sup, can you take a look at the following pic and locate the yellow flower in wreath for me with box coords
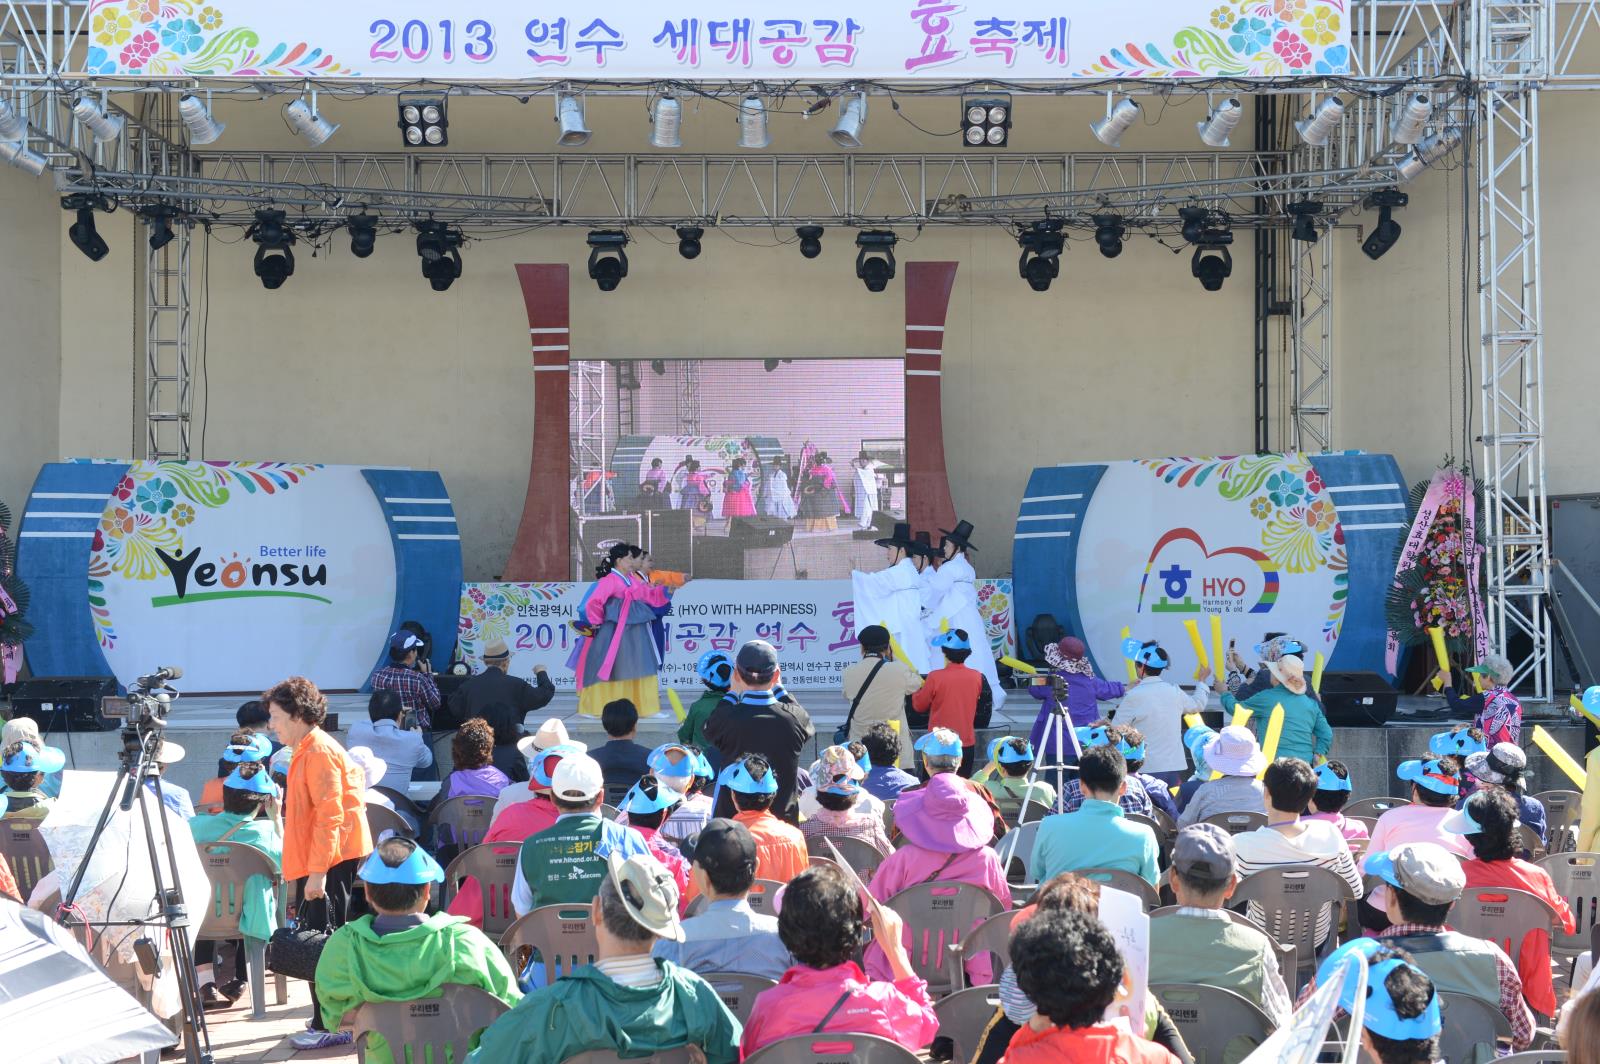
[197,6,224,31]
[1304,497,1337,533]
[125,0,161,24]
[1250,496,1272,520]
[1300,5,1341,47]
[1209,5,1235,30]
[93,7,134,45]
[171,502,196,527]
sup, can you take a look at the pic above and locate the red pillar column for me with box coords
[504,264,571,580]
[904,262,959,536]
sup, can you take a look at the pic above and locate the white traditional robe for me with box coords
[921,553,1006,708]
[852,558,934,675]
[852,464,877,530]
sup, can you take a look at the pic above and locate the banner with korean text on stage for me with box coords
[79,1,1352,80]
[458,577,1014,689]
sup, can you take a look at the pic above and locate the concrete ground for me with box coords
[198,980,354,1064]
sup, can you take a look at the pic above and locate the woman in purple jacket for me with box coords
[1027,637,1125,767]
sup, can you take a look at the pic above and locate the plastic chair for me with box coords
[742,1032,924,1064]
[351,983,510,1064]
[994,821,1040,885]
[562,1049,695,1064]
[934,986,1002,1064]
[1150,983,1276,1064]
[501,904,598,982]
[885,881,1005,996]
[1202,811,1268,835]
[1125,814,1174,871]
[946,908,1023,990]
[1496,1051,1569,1063]
[1345,814,1379,835]
[1016,796,1051,824]
[1435,989,1514,1064]
[685,878,783,919]
[365,803,416,840]
[0,817,54,901]
[1448,885,1559,961]
[1540,852,1600,967]
[195,840,288,1021]
[1078,868,1161,911]
[373,784,426,820]
[1229,864,1357,977]
[443,843,522,937]
[1521,823,1550,861]
[600,803,622,822]
[1149,906,1296,989]
[806,834,888,885]
[1535,790,1582,854]
[1149,806,1178,836]
[700,971,777,1026]
[882,801,895,840]
[426,794,495,852]
[1344,796,1410,819]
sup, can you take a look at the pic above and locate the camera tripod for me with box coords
[1027,674,1081,816]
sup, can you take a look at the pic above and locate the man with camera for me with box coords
[369,631,442,731]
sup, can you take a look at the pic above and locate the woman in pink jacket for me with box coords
[741,864,939,1056]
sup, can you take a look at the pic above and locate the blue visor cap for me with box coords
[1315,937,1387,1001]
[853,747,872,774]
[1428,729,1486,758]
[932,629,972,651]
[1362,957,1443,1040]
[1116,736,1146,762]
[988,737,1035,765]
[620,780,677,816]
[1134,643,1170,669]
[719,759,778,795]
[1253,637,1307,659]
[1363,851,1406,894]
[697,650,733,688]
[1315,763,1353,793]
[820,773,862,797]
[1075,726,1111,750]
[1397,758,1459,796]
[1184,724,1218,756]
[359,841,445,885]
[1,744,66,774]
[222,733,273,764]
[692,750,715,779]
[533,743,585,788]
[223,765,279,796]
[648,743,696,778]
[915,732,965,759]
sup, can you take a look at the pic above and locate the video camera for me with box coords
[100,665,183,759]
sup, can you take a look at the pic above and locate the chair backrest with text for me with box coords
[1150,983,1276,1064]
[742,1032,923,1064]
[1537,851,1600,959]
[0,818,53,901]
[427,795,494,851]
[1533,790,1581,853]
[700,971,778,1026]
[1202,811,1269,836]
[500,904,598,984]
[444,843,522,937]
[884,881,1004,996]
[352,984,509,1064]
[1228,864,1355,975]
[1447,885,1558,962]
[196,841,280,941]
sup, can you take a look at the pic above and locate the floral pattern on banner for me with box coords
[89,461,320,649]
[1137,454,1348,641]
[1078,0,1348,77]
[86,0,356,77]
[457,583,568,663]
[977,578,1014,659]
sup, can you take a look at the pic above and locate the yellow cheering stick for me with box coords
[1209,614,1225,684]
[1312,652,1327,696]
[1183,618,1210,681]
[1120,625,1138,684]
[1256,704,1286,779]
[1532,725,1588,791]
[1000,656,1038,675]
[665,687,687,723]
[1427,626,1449,690]
[1184,713,1204,731]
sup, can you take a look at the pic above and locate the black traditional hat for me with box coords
[940,518,979,552]
[874,521,917,551]
[910,530,938,559]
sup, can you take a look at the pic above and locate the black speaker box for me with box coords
[1318,671,1400,727]
[8,676,120,731]
[645,508,693,574]
[728,516,794,549]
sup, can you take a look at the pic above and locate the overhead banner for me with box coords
[458,576,1015,690]
[81,1,1352,80]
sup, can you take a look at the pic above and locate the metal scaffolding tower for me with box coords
[144,224,192,460]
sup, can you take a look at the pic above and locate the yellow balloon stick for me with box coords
[888,718,901,733]
[1120,625,1138,684]
[665,687,687,723]
[1000,656,1038,675]
[1183,618,1210,680]
[879,619,915,671]
[1209,614,1225,683]
[1312,652,1327,696]
[1532,725,1588,791]
[1427,626,1449,691]
[1184,713,1204,731]
[1256,704,1286,779]
[940,617,950,633]
[1471,673,1485,693]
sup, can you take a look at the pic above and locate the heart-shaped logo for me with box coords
[1136,527,1280,615]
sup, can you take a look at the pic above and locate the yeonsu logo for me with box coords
[152,547,332,607]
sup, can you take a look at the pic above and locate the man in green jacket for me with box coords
[470,851,741,1064]
[1217,654,1332,764]
[308,837,520,1057]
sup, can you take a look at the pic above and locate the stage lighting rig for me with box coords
[650,95,682,149]
[71,93,123,142]
[796,226,824,259]
[853,230,897,292]
[962,96,1012,147]
[347,213,378,258]
[1090,96,1141,148]
[285,96,339,146]
[1296,96,1345,146]
[142,205,176,251]
[1288,200,1324,243]
[586,230,630,292]
[1197,98,1242,147]
[1016,219,1065,292]
[1184,210,1233,292]
[1396,126,1462,182]
[1361,189,1409,260]
[63,193,111,262]
[398,94,447,147]
[415,220,463,291]
[676,226,704,260]
[830,90,868,148]
[1389,93,1432,145]
[178,94,225,144]
[247,208,296,290]
[738,95,771,149]
[1093,215,1126,259]
[556,92,591,147]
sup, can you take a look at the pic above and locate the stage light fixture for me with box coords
[1186,211,1233,292]
[1296,96,1346,146]
[1090,96,1141,148]
[285,96,339,146]
[676,226,703,260]
[1288,200,1324,243]
[1093,215,1126,259]
[248,208,296,290]
[0,138,46,176]
[1015,219,1065,292]
[63,194,110,262]
[853,229,897,292]
[961,95,1011,148]
[178,94,225,144]
[1396,126,1463,182]
[142,205,176,251]
[1197,98,1242,147]
[830,91,868,149]
[586,230,630,292]
[347,213,378,258]
[650,95,682,149]
[1361,188,1409,260]
[556,92,591,147]
[1191,245,1233,291]
[1389,93,1433,145]
[796,226,824,259]
[414,220,464,291]
[0,99,23,141]
[1179,205,1212,245]
[71,94,123,142]
[738,95,771,148]
[398,94,447,147]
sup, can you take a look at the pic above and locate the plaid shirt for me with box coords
[1059,778,1153,818]
[370,665,441,729]
[1294,922,1533,1049]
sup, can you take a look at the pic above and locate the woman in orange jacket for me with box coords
[264,675,373,1048]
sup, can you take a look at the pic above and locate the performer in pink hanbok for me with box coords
[574,543,671,717]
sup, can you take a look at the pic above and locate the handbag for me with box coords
[835,657,889,746]
[266,893,332,982]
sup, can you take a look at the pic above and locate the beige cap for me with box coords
[1368,842,1467,906]
[605,851,685,942]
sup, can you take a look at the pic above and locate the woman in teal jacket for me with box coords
[188,761,283,1007]
[1218,654,1333,764]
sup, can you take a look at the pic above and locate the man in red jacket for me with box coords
[912,629,986,776]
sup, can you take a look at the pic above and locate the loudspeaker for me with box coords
[645,508,692,573]
[1318,671,1400,727]
[8,676,120,731]
[728,516,794,549]
[577,514,643,575]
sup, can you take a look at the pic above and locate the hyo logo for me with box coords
[152,548,332,607]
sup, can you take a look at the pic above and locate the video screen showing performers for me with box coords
[569,358,906,581]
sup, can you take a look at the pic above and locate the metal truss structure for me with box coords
[1,0,1592,697]
[571,360,606,517]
